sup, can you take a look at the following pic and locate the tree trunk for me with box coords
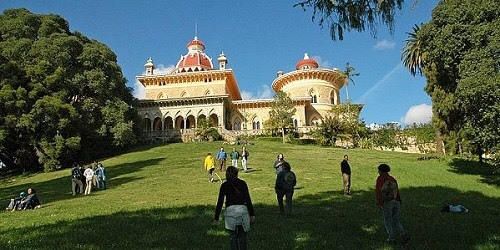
[282,127,285,144]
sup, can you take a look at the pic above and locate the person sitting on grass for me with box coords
[9,188,41,211]
[214,166,255,250]
[275,161,296,215]
[5,191,26,211]
[375,163,410,244]
[204,153,216,182]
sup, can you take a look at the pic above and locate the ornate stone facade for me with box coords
[137,37,350,141]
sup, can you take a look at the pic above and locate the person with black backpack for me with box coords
[71,163,83,196]
[275,161,296,215]
[375,164,410,244]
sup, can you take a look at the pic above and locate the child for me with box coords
[204,153,216,182]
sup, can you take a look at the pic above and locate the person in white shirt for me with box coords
[83,166,94,195]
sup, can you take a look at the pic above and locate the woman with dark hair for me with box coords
[273,153,285,174]
[214,166,255,250]
[18,187,41,210]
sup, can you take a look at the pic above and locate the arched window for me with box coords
[311,95,318,103]
[293,119,298,128]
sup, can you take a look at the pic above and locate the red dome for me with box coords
[296,53,319,70]
[187,38,205,49]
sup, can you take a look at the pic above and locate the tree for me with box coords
[0,9,138,171]
[342,62,359,102]
[401,0,500,159]
[295,0,404,41]
[269,91,296,143]
[311,116,344,146]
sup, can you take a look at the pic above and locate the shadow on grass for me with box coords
[0,186,499,249]
[0,158,165,206]
[448,158,500,186]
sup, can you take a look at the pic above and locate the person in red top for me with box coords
[375,164,409,244]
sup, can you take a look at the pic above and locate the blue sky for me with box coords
[0,0,439,125]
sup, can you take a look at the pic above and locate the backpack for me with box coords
[381,179,398,202]
[282,171,296,191]
[72,168,82,179]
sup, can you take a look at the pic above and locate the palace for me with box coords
[137,36,350,142]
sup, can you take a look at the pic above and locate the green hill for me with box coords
[1,141,499,249]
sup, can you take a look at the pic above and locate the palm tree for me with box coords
[402,24,425,76]
[343,62,359,103]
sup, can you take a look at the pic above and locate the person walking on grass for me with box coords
[83,166,94,195]
[71,163,83,195]
[214,166,255,250]
[230,148,240,169]
[241,146,249,172]
[275,161,296,215]
[375,164,410,244]
[204,153,216,182]
[217,147,227,172]
[273,153,285,174]
[341,155,352,195]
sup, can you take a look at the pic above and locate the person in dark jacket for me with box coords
[340,155,352,195]
[275,161,296,215]
[375,164,409,244]
[214,166,255,250]
[18,188,41,210]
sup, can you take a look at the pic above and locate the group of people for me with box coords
[71,161,107,196]
[204,147,249,182]
[5,187,41,211]
[211,152,409,249]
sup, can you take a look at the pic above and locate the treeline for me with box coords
[0,9,140,172]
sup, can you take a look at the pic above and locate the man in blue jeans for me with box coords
[216,147,227,171]
[375,164,410,244]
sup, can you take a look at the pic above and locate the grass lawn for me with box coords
[1,141,499,249]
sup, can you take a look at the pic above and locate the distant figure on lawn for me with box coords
[204,153,216,182]
[230,148,240,169]
[214,166,255,250]
[6,188,41,211]
[241,146,249,172]
[83,166,94,195]
[71,163,84,195]
[275,161,297,215]
[95,162,107,189]
[273,153,285,174]
[217,147,227,171]
[341,155,352,195]
[375,164,410,244]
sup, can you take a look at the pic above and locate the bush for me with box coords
[257,137,282,142]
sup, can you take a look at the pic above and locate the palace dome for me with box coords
[296,53,319,70]
[176,36,213,73]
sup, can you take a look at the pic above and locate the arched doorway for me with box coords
[209,114,219,127]
[233,117,241,131]
[143,118,151,132]
[197,114,207,127]
[175,116,184,129]
[164,116,173,130]
[153,117,162,131]
[186,115,196,129]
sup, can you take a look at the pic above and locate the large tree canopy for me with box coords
[0,9,138,171]
[402,0,500,158]
[295,0,404,40]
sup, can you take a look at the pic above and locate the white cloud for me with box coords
[312,55,332,68]
[132,64,175,99]
[153,64,176,75]
[402,104,432,125]
[241,85,274,100]
[133,79,146,99]
[374,39,396,50]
